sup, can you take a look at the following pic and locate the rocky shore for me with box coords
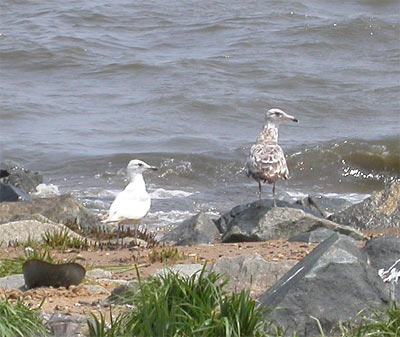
[0,162,399,336]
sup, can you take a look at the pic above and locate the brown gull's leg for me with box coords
[272,182,277,207]
[256,181,263,207]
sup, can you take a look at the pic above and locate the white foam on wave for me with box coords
[287,189,369,204]
[323,192,369,204]
[146,210,195,228]
[150,188,193,199]
[33,183,60,197]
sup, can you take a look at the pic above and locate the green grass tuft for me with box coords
[148,245,185,264]
[0,299,49,337]
[88,265,270,337]
[42,227,91,251]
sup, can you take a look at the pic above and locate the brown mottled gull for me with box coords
[245,108,298,206]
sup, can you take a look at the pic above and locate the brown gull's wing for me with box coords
[247,143,290,181]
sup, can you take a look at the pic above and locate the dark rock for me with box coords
[363,236,400,303]
[0,183,31,202]
[220,205,366,243]
[160,212,220,246]
[0,169,9,179]
[288,228,336,243]
[330,182,400,229]
[23,260,86,289]
[1,160,43,193]
[0,194,101,232]
[297,194,352,218]
[42,312,87,337]
[258,233,390,336]
[214,199,304,234]
[208,254,297,297]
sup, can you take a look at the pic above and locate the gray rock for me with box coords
[0,183,31,202]
[258,233,390,336]
[0,194,101,233]
[0,220,90,248]
[84,284,110,295]
[42,312,87,337]
[208,254,296,297]
[297,194,352,218]
[96,278,129,286]
[363,236,400,303]
[0,169,9,179]
[155,264,203,278]
[160,212,220,246]
[86,269,113,280]
[0,274,25,290]
[330,182,400,229]
[289,228,336,243]
[221,206,366,243]
[214,199,305,234]
[105,280,140,304]
[1,160,43,194]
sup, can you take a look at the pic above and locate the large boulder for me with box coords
[258,233,390,336]
[330,182,400,229]
[363,236,400,303]
[214,199,303,234]
[208,254,297,297]
[0,194,101,233]
[0,220,90,248]
[220,205,366,243]
[1,161,43,194]
[160,212,220,246]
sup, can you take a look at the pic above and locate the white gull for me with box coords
[104,159,158,224]
[245,108,298,206]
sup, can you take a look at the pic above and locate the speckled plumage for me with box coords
[245,108,298,205]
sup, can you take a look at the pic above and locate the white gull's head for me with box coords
[265,108,298,125]
[127,159,158,177]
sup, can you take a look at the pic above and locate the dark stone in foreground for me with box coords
[23,260,86,289]
[160,212,220,245]
[1,160,43,193]
[330,182,400,229]
[219,203,366,243]
[363,236,400,303]
[0,183,31,202]
[0,194,101,232]
[258,234,390,336]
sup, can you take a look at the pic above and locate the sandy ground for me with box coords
[0,228,398,320]
[0,240,317,317]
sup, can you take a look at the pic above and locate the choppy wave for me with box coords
[288,137,399,194]
[1,0,399,225]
